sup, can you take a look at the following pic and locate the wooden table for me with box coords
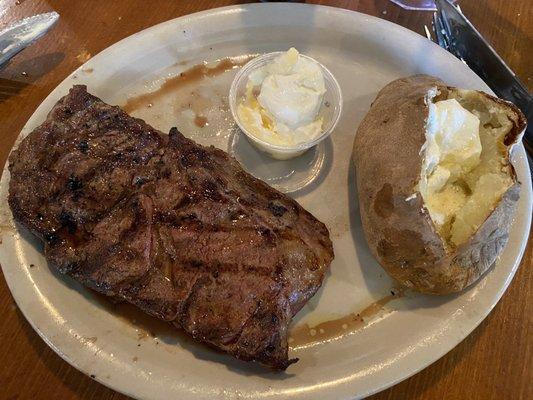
[0,1,531,399]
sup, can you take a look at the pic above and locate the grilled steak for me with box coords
[8,85,333,370]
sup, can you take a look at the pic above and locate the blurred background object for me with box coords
[0,12,59,67]
[389,0,456,10]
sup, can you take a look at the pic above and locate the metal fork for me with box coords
[426,4,463,61]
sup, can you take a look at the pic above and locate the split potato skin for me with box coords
[353,75,526,294]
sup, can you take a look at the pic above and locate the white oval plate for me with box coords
[0,4,531,400]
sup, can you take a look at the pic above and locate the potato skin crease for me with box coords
[353,75,526,294]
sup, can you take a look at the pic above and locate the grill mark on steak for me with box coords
[8,85,334,370]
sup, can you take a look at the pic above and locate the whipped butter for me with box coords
[237,48,326,147]
[418,98,482,226]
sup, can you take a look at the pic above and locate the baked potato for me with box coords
[353,75,527,294]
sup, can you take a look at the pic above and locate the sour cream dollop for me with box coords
[237,48,326,147]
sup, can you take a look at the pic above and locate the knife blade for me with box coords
[435,0,532,155]
[0,11,59,67]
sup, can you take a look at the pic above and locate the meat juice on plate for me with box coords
[122,55,329,194]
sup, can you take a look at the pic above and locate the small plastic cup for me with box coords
[229,52,342,160]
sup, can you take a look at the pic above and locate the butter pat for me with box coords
[418,98,482,229]
[427,99,482,183]
[237,48,326,147]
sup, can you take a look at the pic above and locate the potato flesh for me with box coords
[418,91,514,247]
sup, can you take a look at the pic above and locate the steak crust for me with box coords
[8,85,333,370]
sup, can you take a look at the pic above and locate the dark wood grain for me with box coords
[0,1,531,399]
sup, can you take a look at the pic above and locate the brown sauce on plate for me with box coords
[194,115,209,128]
[123,56,254,114]
[289,290,403,349]
[90,284,402,354]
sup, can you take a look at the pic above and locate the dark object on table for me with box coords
[7,85,334,370]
